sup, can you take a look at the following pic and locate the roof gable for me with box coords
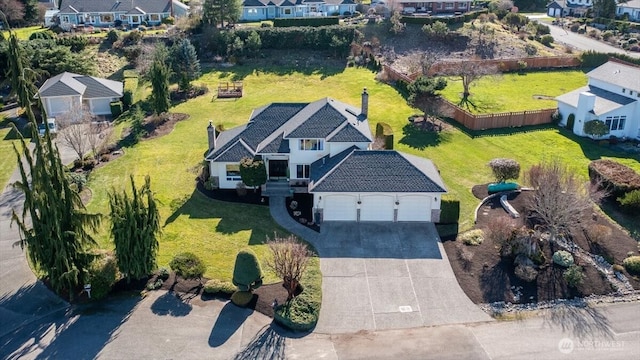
[38,72,123,99]
[309,150,447,193]
[59,0,171,14]
[588,61,640,93]
[287,103,347,139]
[327,123,371,142]
[212,139,255,162]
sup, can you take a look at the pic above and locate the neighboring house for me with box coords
[240,0,357,21]
[556,61,640,140]
[617,0,640,21]
[57,0,188,29]
[547,0,592,17]
[397,0,473,15]
[205,90,447,223]
[37,72,124,117]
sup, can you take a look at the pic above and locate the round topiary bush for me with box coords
[87,253,119,300]
[169,252,206,281]
[552,250,575,267]
[204,279,236,295]
[232,249,263,292]
[231,290,254,307]
[457,229,484,246]
[623,256,640,275]
[563,265,584,288]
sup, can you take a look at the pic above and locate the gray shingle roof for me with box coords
[59,0,171,14]
[556,85,636,116]
[242,103,307,149]
[38,72,123,98]
[287,103,347,139]
[258,133,290,154]
[213,140,254,162]
[309,150,447,193]
[243,0,353,6]
[327,123,371,142]
[588,61,640,94]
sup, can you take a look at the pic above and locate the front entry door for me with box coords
[268,160,288,180]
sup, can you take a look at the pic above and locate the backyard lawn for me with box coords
[440,70,588,114]
[0,123,21,190]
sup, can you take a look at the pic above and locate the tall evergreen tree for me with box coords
[593,0,617,19]
[109,175,161,282]
[171,38,201,92]
[202,0,242,28]
[148,59,170,114]
[6,32,100,301]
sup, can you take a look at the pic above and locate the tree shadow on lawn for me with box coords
[542,301,614,341]
[163,188,275,246]
[399,123,451,150]
[0,286,140,360]
[208,302,254,347]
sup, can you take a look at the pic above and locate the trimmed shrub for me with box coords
[110,101,123,117]
[162,16,175,25]
[439,197,460,224]
[583,119,609,138]
[617,189,640,213]
[157,267,170,280]
[231,290,254,307]
[204,279,236,295]
[566,113,575,130]
[169,252,206,281]
[375,122,393,150]
[30,30,56,40]
[623,256,640,275]
[87,253,119,300]
[588,159,640,198]
[457,229,484,246]
[552,250,575,267]
[563,265,584,287]
[232,249,263,292]
[273,258,321,332]
[584,224,612,244]
[539,35,554,46]
[488,158,520,182]
[274,17,339,27]
[122,89,134,109]
[106,29,119,44]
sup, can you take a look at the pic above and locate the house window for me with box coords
[445,2,454,9]
[150,14,160,21]
[284,8,291,15]
[299,139,324,151]
[62,15,70,23]
[296,164,310,179]
[622,88,626,93]
[248,9,258,14]
[226,164,242,181]
[605,116,626,131]
[101,15,113,22]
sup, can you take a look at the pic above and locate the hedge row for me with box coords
[580,50,640,68]
[439,196,460,224]
[401,9,488,25]
[273,17,340,27]
[233,25,359,50]
[274,257,321,332]
[589,17,640,31]
[588,159,640,198]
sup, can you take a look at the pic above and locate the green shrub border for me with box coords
[273,17,339,27]
[273,257,321,332]
[401,9,487,25]
[439,196,460,224]
[375,122,394,150]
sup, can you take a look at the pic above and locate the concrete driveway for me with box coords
[314,222,491,334]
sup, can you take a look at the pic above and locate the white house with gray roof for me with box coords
[240,0,356,21]
[57,0,187,29]
[617,0,640,21]
[556,61,640,140]
[205,90,447,222]
[37,72,123,117]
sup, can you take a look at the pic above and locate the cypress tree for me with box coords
[149,59,170,114]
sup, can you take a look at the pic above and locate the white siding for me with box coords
[397,195,431,222]
[322,194,357,221]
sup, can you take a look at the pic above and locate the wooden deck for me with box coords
[217,82,243,98]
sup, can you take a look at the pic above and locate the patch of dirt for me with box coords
[407,114,453,132]
[444,184,639,304]
[142,113,189,140]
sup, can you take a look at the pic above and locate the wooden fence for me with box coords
[428,56,581,76]
[436,98,555,131]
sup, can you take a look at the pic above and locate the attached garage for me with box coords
[397,195,431,222]
[323,195,357,221]
[90,99,113,115]
[360,195,394,221]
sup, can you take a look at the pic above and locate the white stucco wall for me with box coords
[210,161,243,189]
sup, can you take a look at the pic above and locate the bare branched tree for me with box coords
[87,121,113,162]
[524,160,601,241]
[449,60,499,108]
[56,107,93,160]
[266,234,312,301]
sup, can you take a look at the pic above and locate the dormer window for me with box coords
[299,139,324,151]
[622,88,626,93]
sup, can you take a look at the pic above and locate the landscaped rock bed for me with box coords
[442,184,639,305]
[286,193,320,232]
[196,180,268,206]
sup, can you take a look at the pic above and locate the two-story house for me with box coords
[556,61,640,140]
[617,0,640,22]
[205,90,447,222]
[397,1,473,15]
[57,0,188,29]
[240,0,357,21]
[547,0,592,17]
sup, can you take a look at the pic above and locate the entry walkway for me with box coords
[269,197,492,333]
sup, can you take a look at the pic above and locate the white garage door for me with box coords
[360,195,394,221]
[91,99,112,115]
[323,195,357,221]
[397,196,431,222]
[48,98,72,116]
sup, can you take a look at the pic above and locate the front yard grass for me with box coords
[0,120,21,190]
[440,70,588,114]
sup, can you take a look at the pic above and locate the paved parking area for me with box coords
[314,222,492,333]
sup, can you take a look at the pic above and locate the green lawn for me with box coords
[1,26,46,40]
[440,70,589,114]
[0,127,19,190]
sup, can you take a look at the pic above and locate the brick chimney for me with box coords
[361,88,368,117]
[207,120,217,151]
